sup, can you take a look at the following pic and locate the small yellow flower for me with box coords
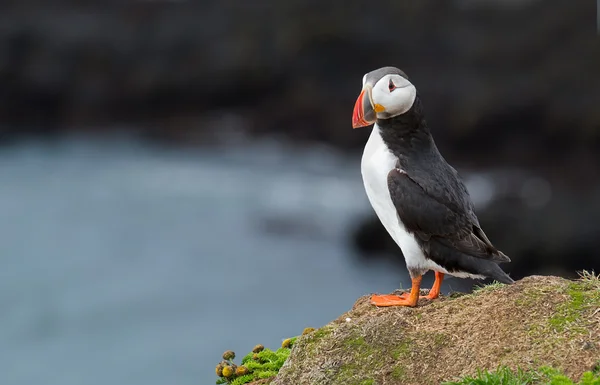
[252,353,260,361]
[215,363,224,377]
[281,338,292,348]
[302,327,316,335]
[222,365,234,378]
[235,365,249,376]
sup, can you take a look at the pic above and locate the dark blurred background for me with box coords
[0,1,598,384]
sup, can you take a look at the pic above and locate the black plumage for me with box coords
[378,95,513,284]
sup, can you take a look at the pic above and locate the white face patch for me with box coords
[362,73,367,87]
[370,74,417,118]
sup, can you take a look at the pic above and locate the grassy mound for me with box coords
[270,273,600,385]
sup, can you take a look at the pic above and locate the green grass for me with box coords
[391,340,411,360]
[308,325,332,341]
[472,281,506,294]
[344,335,368,349]
[215,337,298,385]
[443,366,600,385]
[391,365,405,381]
[548,271,600,333]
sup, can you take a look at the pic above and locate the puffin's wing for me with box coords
[387,168,510,263]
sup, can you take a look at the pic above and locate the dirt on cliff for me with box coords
[270,274,600,385]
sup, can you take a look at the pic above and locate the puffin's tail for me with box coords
[429,240,515,284]
[474,259,515,284]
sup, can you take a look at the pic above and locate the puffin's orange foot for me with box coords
[370,294,418,307]
[422,291,441,300]
[396,291,440,300]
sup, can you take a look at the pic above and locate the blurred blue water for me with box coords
[0,135,428,385]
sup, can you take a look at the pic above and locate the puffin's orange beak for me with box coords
[352,86,377,129]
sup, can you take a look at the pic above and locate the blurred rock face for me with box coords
[0,1,598,279]
[0,1,597,177]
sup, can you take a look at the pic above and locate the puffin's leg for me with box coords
[370,275,422,307]
[397,271,444,300]
[425,271,444,300]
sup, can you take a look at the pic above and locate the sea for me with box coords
[0,135,474,385]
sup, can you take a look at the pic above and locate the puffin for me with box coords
[352,66,513,307]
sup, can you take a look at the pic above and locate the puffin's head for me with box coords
[352,66,417,128]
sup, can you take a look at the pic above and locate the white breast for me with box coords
[361,125,445,275]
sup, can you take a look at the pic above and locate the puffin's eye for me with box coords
[388,79,396,92]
